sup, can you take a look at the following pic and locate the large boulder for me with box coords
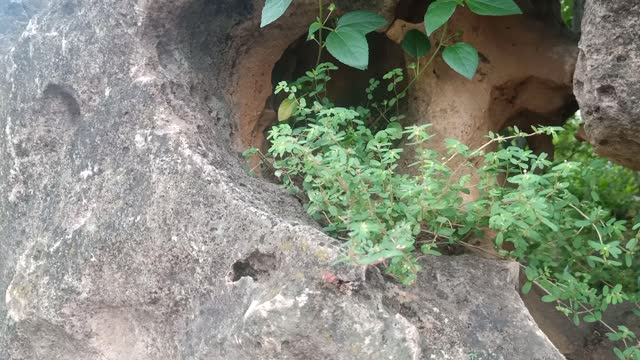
[0,0,563,359]
[574,1,640,170]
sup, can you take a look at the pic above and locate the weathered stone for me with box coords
[0,0,565,359]
[574,1,640,170]
[404,4,577,159]
[0,0,48,56]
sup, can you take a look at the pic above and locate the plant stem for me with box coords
[374,23,449,124]
[315,1,328,67]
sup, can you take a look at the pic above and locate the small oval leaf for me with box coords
[261,0,294,28]
[326,29,369,70]
[465,0,522,16]
[584,314,597,323]
[308,22,322,40]
[425,0,458,35]
[442,42,479,80]
[401,29,431,58]
[358,249,404,265]
[337,10,387,34]
[278,98,297,121]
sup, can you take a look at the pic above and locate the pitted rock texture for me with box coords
[0,0,564,359]
[0,0,48,55]
[400,4,577,160]
[574,1,640,170]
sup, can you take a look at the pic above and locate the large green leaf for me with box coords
[425,0,458,35]
[442,42,479,80]
[260,0,293,27]
[465,0,522,16]
[401,29,431,58]
[337,10,387,34]
[326,28,369,70]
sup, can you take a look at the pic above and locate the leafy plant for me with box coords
[253,1,640,358]
[553,113,640,222]
[560,0,574,28]
[260,0,521,78]
[442,42,479,80]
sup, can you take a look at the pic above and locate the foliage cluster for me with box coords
[261,0,521,77]
[553,114,640,222]
[560,0,574,28]
[251,1,640,358]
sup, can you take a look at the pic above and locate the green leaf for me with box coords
[442,42,479,80]
[541,294,558,303]
[572,314,580,326]
[524,266,537,281]
[465,0,522,16]
[401,29,432,58]
[308,22,322,40]
[588,240,604,250]
[261,0,294,27]
[609,333,625,341]
[278,98,297,121]
[587,255,605,264]
[421,245,442,256]
[613,347,625,359]
[358,249,404,264]
[326,29,369,70]
[584,314,597,323]
[425,0,458,35]
[337,10,387,34]
[575,220,592,228]
[540,217,559,232]
[626,238,638,250]
[242,148,258,158]
[522,281,532,295]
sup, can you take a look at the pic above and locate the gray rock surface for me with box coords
[0,0,48,55]
[574,1,640,170]
[0,0,564,359]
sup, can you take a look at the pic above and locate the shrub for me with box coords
[553,114,640,222]
[250,1,640,358]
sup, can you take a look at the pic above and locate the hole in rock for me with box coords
[245,31,407,161]
[395,0,428,23]
[230,251,278,282]
[492,76,578,159]
[500,106,577,159]
[596,84,616,97]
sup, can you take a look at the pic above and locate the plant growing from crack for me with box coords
[248,1,640,358]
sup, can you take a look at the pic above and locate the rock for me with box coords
[0,0,49,55]
[574,1,640,170]
[0,0,563,359]
[407,5,577,157]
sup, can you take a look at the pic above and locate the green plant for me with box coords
[261,0,521,77]
[252,1,640,358]
[560,0,574,28]
[553,113,640,222]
